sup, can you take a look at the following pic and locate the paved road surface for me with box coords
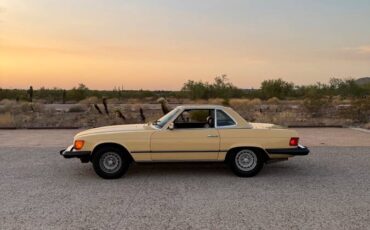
[1,129,370,229]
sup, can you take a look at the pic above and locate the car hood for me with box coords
[250,122,286,129]
[75,124,152,138]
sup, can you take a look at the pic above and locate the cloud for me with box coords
[356,46,370,54]
[344,45,370,54]
[339,45,370,61]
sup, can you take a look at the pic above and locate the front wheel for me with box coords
[229,149,264,177]
[92,147,131,179]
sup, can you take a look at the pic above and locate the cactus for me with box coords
[157,97,170,115]
[115,109,126,121]
[62,90,66,104]
[102,97,109,114]
[93,104,103,114]
[27,86,33,102]
[139,107,146,122]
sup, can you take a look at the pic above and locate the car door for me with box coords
[150,109,220,161]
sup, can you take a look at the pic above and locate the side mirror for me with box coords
[168,122,174,130]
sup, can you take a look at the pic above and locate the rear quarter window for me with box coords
[216,110,236,127]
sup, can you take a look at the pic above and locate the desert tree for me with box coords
[260,79,294,99]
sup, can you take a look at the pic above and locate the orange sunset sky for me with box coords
[1,0,370,90]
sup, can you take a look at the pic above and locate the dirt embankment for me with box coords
[0,98,369,129]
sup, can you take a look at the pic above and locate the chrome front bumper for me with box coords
[60,145,91,160]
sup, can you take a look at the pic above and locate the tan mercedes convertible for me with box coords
[60,105,309,179]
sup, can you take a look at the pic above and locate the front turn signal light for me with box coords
[74,140,85,150]
[289,137,299,146]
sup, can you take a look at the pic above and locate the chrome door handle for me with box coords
[207,134,219,138]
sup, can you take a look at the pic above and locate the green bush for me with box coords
[0,77,369,102]
[260,79,294,99]
[181,75,243,100]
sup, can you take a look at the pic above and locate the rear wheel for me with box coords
[229,149,264,177]
[92,146,130,179]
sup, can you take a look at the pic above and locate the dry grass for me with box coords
[0,97,367,128]
[0,99,15,105]
[126,98,142,104]
[229,98,263,108]
[207,98,224,105]
[79,96,99,105]
[266,97,280,104]
[68,105,87,113]
[0,113,14,127]
[107,98,121,104]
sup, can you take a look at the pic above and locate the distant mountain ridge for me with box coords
[356,77,370,85]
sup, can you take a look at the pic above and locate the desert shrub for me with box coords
[230,98,263,107]
[328,78,367,98]
[260,79,294,99]
[79,96,99,105]
[271,111,297,125]
[222,98,230,106]
[229,98,250,107]
[16,102,44,113]
[0,113,14,127]
[208,98,224,105]
[347,99,370,123]
[303,98,329,117]
[108,98,120,104]
[68,84,89,101]
[68,105,86,113]
[302,85,330,117]
[267,97,280,104]
[0,100,16,113]
[126,98,141,104]
[249,98,262,106]
[0,99,15,105]
[31,103,45,112]
[1,77,369,104]
[20,103,31,112]
[182,75,244,100]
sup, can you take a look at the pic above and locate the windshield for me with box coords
[153,108,180,129]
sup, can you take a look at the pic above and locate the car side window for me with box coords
[216,110,236,127]
[174,109,214,129]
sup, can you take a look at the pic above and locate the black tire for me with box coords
[92,146,131,179]
[228,148,264,177]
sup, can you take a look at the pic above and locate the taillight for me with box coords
[289,137,299,146]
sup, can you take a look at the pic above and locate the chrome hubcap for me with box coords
[99,152,122,173]
[235,150,257,171]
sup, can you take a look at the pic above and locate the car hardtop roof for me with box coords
[174,104,252,128]
[176,104,228,110]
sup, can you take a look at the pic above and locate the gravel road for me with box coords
[1,129,370,229]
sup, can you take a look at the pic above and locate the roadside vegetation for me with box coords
[0,76,369,128]
[1,76,369,103]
